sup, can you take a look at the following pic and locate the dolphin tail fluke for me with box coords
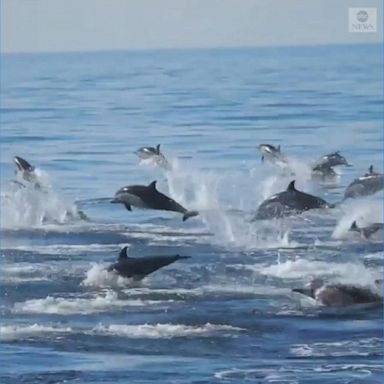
[182,210,199,221]
[292,287,312,297]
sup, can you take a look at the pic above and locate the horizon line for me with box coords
[1,41,382,57]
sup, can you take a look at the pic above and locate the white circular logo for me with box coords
[357,10,369,22]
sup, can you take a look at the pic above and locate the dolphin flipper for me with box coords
[124,203,132,211]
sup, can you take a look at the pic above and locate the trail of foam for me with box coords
[0,322,243,341]
[13,291,171,315]
[290,337,383,357]
[0,324,72,341]
[92,323,244,338]
[260,258,380,287]
[3,243,126,256]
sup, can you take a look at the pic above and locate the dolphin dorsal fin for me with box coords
[350,221,358,230]
[369,165,374,174]
[156,144,160,154]
[287,180,296,191]
[149,180,157,190]
[118,246,129,260]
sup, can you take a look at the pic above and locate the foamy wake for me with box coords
[0,324,71,341]
[12,291,169,315]
[91,323,244,338]
[0,322,243,341]
[0,175,81,229]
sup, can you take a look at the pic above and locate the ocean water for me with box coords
[0,44,383,383]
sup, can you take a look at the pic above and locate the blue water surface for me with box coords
[0,44,383,383]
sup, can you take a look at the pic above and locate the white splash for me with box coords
[163,160,303,250]
[81,263,139,288]
[332,198,384,239]
[1,170,81,229]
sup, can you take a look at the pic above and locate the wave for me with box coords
[91,322,244,338]
[260,258,380,287]
[290,337,384,357]
[0,322,243,341]
[12,291,170,315]
[0,323,71,341]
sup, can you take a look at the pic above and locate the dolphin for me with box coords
[349,221,384,239]
[252,180,333,220]
[314,151,352,168]
[13,156,40,187]
[135,144,171,170]
[111,180,198,221]
[107,246,190,280]
[344,165,384,199]
[258,144,287,165]
[292,278,382,307]
[311,163,337,182]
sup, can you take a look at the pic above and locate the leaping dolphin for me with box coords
[314,151,352,168]
[252,180,333,220]
[13,156,40,187]
[135,144,171,170]
[344,165,384,199]
[292,278,382,308]
[107,246,190,280]
[258,144,287,165]
[311,163,337,182]
[349,221,384,239]
[111,180,198,221]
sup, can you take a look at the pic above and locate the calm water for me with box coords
[0,44,383,384]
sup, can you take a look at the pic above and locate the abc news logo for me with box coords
[349,8,377,33]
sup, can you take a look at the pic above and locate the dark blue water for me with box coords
[1,44,383,383]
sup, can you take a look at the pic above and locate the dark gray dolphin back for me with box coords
[314,151,351,168]
[254,180,332,220]
[113,181,198,220]
[108,249,190,280]
[344,166,384,199]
